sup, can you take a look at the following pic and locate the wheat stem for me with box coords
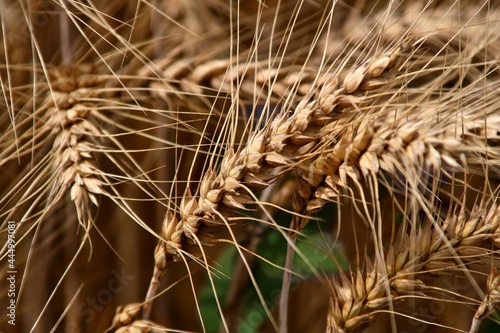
[279,236,296,333]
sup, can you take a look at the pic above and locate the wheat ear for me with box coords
[114,321,169,333]
[0,64,106,222]
[152,42,409,257]
[307,103,500,213]
[143,43,409,316]
[327,204,500,332]
[470,267,500,333]
[44,64,105,225]
[0,62,110,331]
[106,302,170,333]
[142,55,340,109]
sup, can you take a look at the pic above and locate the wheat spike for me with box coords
[114,321,170,333]
[107,302,169,333]
[144,43,409,312]
[470,267,500,333]
[308,102,500,214]
[327,204,500,332]
[45,64,105,224]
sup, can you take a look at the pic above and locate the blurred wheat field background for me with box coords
[1,0,500,332]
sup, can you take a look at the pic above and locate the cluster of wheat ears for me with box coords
[1,0,500,332]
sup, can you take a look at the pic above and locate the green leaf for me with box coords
[199,244,238,332]
[200,204,348,333]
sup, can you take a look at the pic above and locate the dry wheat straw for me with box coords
[327,204,500,332]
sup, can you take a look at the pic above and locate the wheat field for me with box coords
[1,0,500,332]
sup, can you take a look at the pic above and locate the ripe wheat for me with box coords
[1,1,500,333]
